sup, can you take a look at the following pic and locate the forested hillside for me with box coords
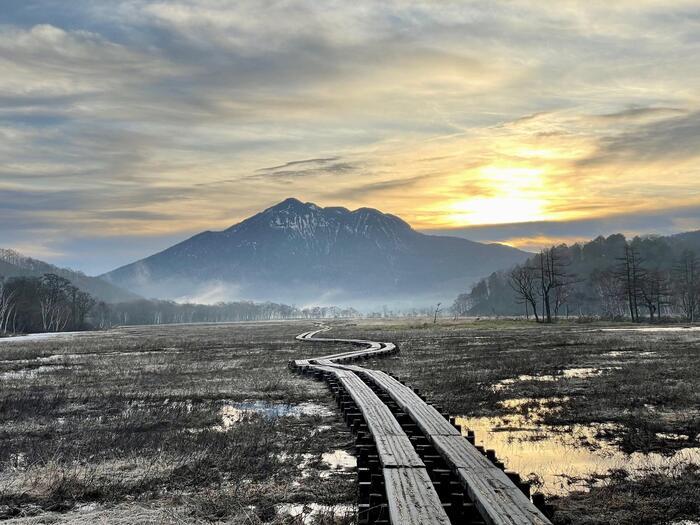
[0,249,137,303]
[455,231,700,321]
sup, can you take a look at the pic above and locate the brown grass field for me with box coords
[1,319,698,524]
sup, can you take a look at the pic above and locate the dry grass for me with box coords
[0,322,355,523]
[551,463,700,525]
[3,318,698,524]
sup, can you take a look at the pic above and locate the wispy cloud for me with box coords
[580,111,700,166]
[1,1,699,272]
[257,157,341,172]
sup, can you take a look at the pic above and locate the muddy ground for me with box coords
[1,319,698,524]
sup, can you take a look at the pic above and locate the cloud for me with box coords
[423,205,700,251]
[593,106,686,121]
[257,157,341,172]
[1,1,700,273]
[580,111,700,166]
[253,157,359,179]
[327,175,431,200]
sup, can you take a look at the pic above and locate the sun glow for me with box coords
[446,165,548,225]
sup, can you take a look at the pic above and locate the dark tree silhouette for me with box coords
[509,265,540,322]
[615,243,646,322]
[672,250,700,322]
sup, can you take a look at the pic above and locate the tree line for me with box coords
[0,274,95,334]
[454,234,700,323]
[0,273,361,335]
[98,300,360,328]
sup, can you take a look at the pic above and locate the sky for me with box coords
[2,0,700,274]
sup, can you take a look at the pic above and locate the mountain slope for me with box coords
[102,198,530,307]
[0,249,139,303]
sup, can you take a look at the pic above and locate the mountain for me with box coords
[102,198,530,308]
[0,249,139,303]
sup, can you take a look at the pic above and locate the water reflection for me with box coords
[456,398,700,495]
[215,400,333,430]
[492,368,611,391]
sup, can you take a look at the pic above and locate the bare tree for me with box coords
[534,246,572,323]
[39,274,72,332]
[0,279,17,334]
[639,269,671,322]
[590,269,626,318]
[509,266,540,322]
[94,301,111,329]
[672,250,700,322]
[553,280,572,319]
[615,243,645,322]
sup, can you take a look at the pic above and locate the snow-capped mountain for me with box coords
[101,198,529,307]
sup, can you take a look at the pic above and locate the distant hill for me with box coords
[102,198,530,308]
[0,249,139,303]
[460,230,700,317]
[669,229,700,251]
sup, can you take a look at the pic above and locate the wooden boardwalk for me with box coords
[292,327,552,525]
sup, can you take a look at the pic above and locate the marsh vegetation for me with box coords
[1,319,698,524]
[0,322,355,523]
[333,319,699,524]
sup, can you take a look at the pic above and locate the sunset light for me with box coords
[0,1,699,271]
[2,3,699,522]
[446,166,548,225]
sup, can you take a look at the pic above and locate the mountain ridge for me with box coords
[102,198,531,307]
[0,248,139,303]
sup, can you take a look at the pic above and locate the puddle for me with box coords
[214,401,333,430]
[493,368,608,391]
[75,502,102,513]
[277,503,355,524]
[456,400,700,495]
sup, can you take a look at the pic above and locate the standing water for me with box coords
[456,398,700,495]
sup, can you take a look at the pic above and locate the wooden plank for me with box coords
[316,366,424,468]
[432,435,550,524]
[338,376,406,435]
[363,371,461,437]
[383,468,451,525]
[373,434,425,468]
[333,367,551,524]
[310,364,356,378]
[363,374,551,524]
[297,328,553,525]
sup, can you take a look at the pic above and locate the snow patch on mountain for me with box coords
[102,198,530,308]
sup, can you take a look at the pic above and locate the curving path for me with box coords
[292,327,552,525]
